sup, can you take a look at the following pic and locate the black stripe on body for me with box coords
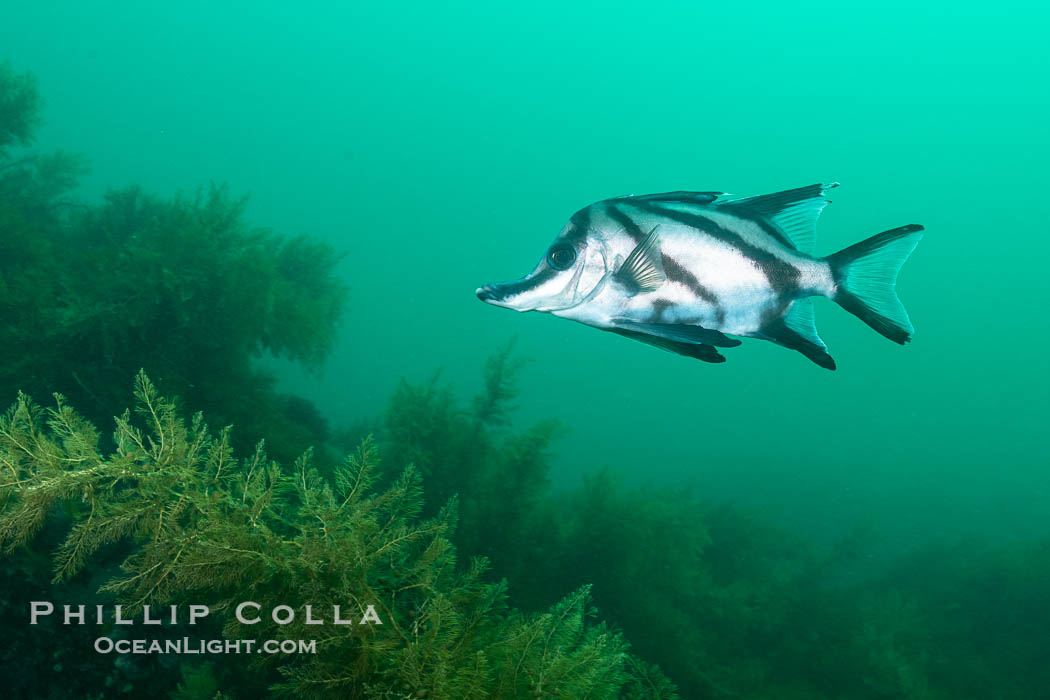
[605,202,723,321]
[725,207,796,251]
[720,183,831,251]
[758,298,792,329]
[630,200,802,298]
[604,201,647,244]
[626,191,722,206]
[650,298,673,322]
[566,205,592,240]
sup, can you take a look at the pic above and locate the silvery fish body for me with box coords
[477,184,923,369]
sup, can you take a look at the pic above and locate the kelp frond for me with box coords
[471,338,527,427]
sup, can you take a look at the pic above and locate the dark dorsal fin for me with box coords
[614,191,723,206]
[720,183,838,254]
[607,328,726,364]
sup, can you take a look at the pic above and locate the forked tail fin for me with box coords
[827,224,923,344]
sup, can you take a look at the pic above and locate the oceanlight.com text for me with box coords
[94,637,318,655]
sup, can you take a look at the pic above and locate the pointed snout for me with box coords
[475,279,533,311]
[476,284,500,302]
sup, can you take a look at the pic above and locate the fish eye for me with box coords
[546,243,577,270]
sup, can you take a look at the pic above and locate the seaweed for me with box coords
[372,356,955,699]
[8,58,1050,700]
[0,59,40,155]
[0,374,645,698]
[382,341,561,583]
[0,62,345,466]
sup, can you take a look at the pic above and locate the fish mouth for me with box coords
[476,284,527,311]
[476,281,548,312]
[477,270,586,313]
[476,285,500,302]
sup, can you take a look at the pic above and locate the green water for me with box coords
[3,1,1049,697]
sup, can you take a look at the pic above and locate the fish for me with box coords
[475,184,923,370]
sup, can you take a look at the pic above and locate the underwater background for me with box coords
[2,1,1049,698]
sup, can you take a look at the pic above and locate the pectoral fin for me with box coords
[613,225,665,294]
[612,319,742,348]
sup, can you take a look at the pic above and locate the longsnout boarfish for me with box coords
[476,184,922,369]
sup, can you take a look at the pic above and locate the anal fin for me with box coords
[763,299,836,370]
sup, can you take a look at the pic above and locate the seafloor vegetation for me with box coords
[0,60,343,467]
[3,60,1050,699]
